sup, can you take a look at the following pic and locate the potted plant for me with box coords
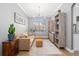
[8,24,15,41]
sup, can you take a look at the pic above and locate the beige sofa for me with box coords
[19,37,30,51]
[15,32,35,51]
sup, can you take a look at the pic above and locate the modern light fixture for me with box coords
[38,6,40,17]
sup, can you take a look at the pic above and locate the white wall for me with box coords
[73,3,79,32]
[51,3,73,51]
[73,34,79,51]
[0,3,28,55]
[73,3,79,51]
[73,4,79,24]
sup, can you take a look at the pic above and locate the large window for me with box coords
[31,17,46,32]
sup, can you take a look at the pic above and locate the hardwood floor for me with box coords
[17,51,31,56]
[59,49,74,56]
[17,49,74,56]
[17,39,77,56]
[74,51,79,56]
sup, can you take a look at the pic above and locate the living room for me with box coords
[0,3,79,56]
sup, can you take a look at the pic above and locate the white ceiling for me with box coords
[17,3,63,18]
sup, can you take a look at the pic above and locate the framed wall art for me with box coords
[14,12,25,25]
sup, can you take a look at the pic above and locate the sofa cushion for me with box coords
[22,32,28,38]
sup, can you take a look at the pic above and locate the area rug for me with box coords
[30,39,63,56]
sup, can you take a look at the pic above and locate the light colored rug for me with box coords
[30,39,63,56]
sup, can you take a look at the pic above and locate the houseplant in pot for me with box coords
[8,24,15,41]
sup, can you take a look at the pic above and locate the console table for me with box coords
[2,39,19,56]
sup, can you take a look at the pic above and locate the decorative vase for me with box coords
[8,34,15,41]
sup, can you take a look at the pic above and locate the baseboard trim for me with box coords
[65,47,74,53]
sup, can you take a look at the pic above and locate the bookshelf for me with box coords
[55,10,66,48]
